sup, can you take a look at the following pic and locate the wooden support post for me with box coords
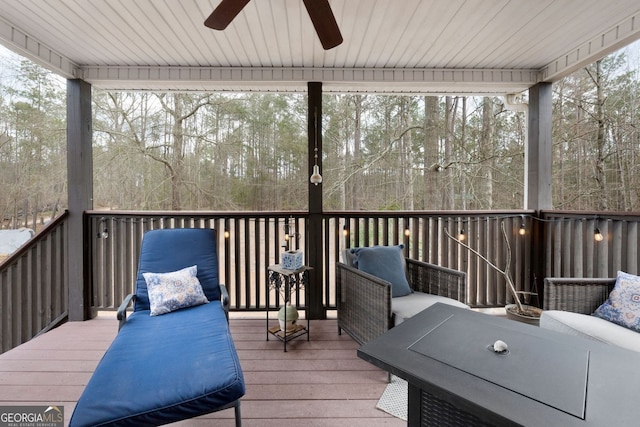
[307,82,325,320]
[67,79,94,321]
[526,82,552,211]
[527,82,553,306]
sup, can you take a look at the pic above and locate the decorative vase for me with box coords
[278,303,299,332]
[281,250,303,270]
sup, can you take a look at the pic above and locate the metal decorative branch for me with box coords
[444,221,540,320]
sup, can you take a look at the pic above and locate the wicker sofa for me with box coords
[541,277,640,353]
[336,247,468,345]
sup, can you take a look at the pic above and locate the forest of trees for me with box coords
[1,43,639,228]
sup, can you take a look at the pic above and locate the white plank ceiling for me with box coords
[0,0,639,94]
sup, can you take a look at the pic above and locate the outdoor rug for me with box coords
[376,375,407,421]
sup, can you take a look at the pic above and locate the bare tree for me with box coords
[422,96,439,209]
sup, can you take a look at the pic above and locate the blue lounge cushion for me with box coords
[69,302,245,426]
[593,270,640,332]
[70,228,245,426]
[143,265,209,316]
[351,245,412,297]
[134,229,222,312]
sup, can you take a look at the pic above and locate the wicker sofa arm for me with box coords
[406,259,467,305]
[543,277,616,314]
[336,262,392,345]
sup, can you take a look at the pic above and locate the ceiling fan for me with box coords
[204,0,343,50]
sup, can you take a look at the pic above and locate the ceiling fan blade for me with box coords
[204,0,251,30]
[302,0,343,50]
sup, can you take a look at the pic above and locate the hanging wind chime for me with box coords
[310,108,322,186]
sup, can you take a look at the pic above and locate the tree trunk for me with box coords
[170,93,185,210]
[423,96,439,209]
[443,96,455,209]
[353,95,363,210]
[594,60,608,211]
[459,98,467,209]
[400,98,414,209]
[480,97,495,209]
[557,84,565,206]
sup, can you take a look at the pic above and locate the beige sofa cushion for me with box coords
[540,310,640,353]
[392,292,469,326]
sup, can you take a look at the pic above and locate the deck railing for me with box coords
[0,211,68,353]
[541,210,640,278]
[87,210,541,311]
[3,209,640,354]
[88,212,310,312]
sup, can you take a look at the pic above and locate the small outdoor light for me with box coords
[458,229,466,241]
[97,217,109,239]
[404,218,411,237]
[594,227,604,242]
[224,219,231,239]
[519,223,526,236]
[516,215,526,236]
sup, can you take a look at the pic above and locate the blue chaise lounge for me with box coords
[69,228,245,426]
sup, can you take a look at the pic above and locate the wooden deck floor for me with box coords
[0,312,403,426]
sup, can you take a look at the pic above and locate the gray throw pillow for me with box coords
[351,245,412,297]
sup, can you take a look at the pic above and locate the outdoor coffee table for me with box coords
[358,302,640,426]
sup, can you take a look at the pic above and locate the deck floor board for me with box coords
[0,312,403,426]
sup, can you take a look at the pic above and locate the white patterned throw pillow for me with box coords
[593,271,640,332]
[143,265,209,316]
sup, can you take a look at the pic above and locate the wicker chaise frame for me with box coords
[543,277,616,314]
[336,258,467,345]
